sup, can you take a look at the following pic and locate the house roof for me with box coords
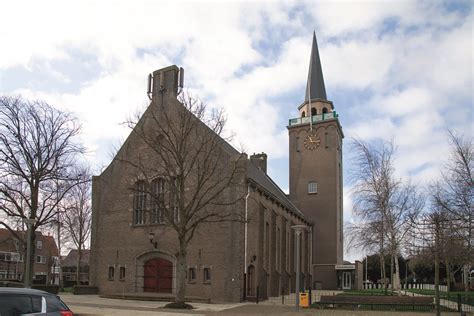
[61,249,90,267]
[0,228,59,256]
[247,162,307,220]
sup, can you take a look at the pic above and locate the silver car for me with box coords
[0,288,73,316]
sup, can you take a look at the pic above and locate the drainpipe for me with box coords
[244,185,250,274]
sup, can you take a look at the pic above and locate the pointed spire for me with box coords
[305,31,327,101]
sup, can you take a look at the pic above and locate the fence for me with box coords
[264,289,473,314]
[363,282,448,292]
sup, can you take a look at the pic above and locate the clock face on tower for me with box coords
[303,133,320,150]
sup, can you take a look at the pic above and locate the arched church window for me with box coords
[311,108,316,116]
[301,111,306,117]
[133,180,147,225]
[322,107,328,114]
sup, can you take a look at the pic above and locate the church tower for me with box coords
[288,32,344,289]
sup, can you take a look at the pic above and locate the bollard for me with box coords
[256,286,259,304]
[308,288,312,306]
[281,287,284,305]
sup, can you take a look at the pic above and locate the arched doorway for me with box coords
[246,265,255,297]
[143,258,173,293]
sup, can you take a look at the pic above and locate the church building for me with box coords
[89,32,361,303]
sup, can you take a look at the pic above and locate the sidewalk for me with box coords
[60,293,245,315]
[60,293,465,316]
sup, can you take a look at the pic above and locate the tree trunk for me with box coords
[379,250,386,293]
[76,246,82,286]
[445,257,451,293]
[175,237,187,305]
[390,253,394,293]
[394,252,401,294]
[434,219,441,316]
[25,226,36,287]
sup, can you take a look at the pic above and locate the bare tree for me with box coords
[121,92,246,307]
[61,169,92,286]
[433,131,473,292]
[348,138,423,293]
[0,96,84,287]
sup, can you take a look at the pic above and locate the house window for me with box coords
[36,240,42,249]
[308,181,317,194]
[133,180,147,225]
[151,178,165,224]
[119,266,126,280]
[35,255,45,264]
[203,268,211,283]
[108,266,115,280]
[188,267,196,282]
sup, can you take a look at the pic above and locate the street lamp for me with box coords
[291,224,307,312]
[23,218,37,288]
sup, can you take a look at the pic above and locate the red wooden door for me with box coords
[143,258,173,293]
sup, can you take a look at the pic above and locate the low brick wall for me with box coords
[32,285,60,294]
[73,285,99,295]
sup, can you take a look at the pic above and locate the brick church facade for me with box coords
[90,33,361,303]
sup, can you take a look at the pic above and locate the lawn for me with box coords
[405,289,473,305]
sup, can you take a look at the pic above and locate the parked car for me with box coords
[0,288,73,316]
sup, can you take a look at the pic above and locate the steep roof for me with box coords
[247,162,307,220]
[61,249,90,267]
[305,31,327,101]
[0,228,59,256]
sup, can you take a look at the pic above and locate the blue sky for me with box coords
[0,0,472,260]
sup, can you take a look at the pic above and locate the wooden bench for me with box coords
[315,295,434,311]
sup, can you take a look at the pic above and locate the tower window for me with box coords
[311,107,316,116]
[322,107,328,114]
[296,137,300,152]
[308,181,318,194]
[301,111,306,117]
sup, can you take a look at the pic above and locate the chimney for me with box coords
[250,153,267,174]
[148,65,183,100]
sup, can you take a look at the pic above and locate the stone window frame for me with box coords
[150,177,166,224]
[108,265,115,281]
[308,181,317,194]
[203,266,211,284]
[188,266,197,284]
[119,265,126,281]
[133,180,147,225]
